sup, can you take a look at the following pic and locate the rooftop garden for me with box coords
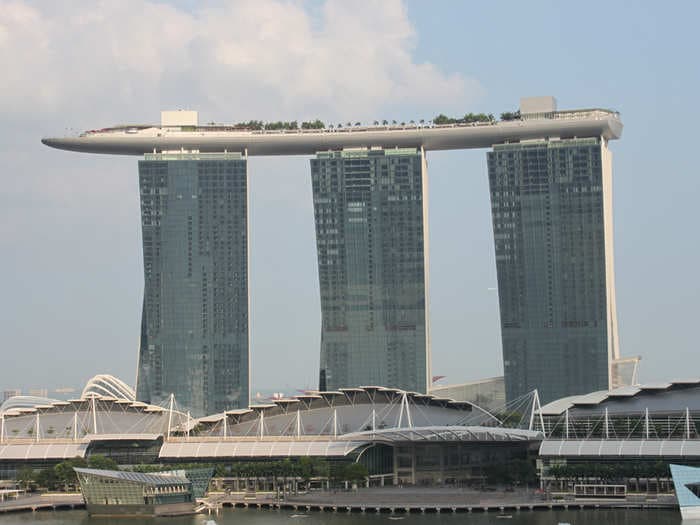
[205,111,524,132]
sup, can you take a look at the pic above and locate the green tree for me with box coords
[88,455,118,471]
[432,114,453,125]
[17,467,35,491]
[500,110,521,121]
[299,456,314,482]
[301,120,325,129]
[54,457,88,491]
[343,463,368,485]
[35,468,58,491]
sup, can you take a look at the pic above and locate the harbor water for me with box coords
[0,507,684,525]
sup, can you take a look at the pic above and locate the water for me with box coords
[0,507,684,525]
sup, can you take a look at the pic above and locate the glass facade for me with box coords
[75,469,192,507]
[487,138,619,403]
[136,153,249,417]
[311,148,430,393]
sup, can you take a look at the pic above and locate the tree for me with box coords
[299,456,314,483]
[301,119,325,129]
[500,110,521,121]
[88,455,118,471]
[343,463,368,485]
[36,468,58,491]
[432,114,451,125]
[17,467,35,491]
[54,457,88,491]
[382,120,388,126]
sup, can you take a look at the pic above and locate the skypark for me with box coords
[41,104,622,157]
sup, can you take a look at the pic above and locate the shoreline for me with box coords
[0,489,678,516]
[0,493,84,514]
[201,487,678,515]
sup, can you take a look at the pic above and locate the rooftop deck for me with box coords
[42,109,622,156]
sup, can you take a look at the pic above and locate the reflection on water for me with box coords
[0,508,683,525]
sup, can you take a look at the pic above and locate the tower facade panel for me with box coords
[487,138,619,403]
[136,153,249,416]
[311,148,430,393]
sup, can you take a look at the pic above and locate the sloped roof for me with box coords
[538,379,700,416]
[0,442,88,460]
[74,468,189,486]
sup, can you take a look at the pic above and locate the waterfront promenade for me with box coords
[0,493,83,514]
[0,487,678,516]
[203,487,677,514]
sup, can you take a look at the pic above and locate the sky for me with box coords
[1,0,698,396]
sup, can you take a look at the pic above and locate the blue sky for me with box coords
[0,0,698,396]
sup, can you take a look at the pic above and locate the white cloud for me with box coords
[0,0,480,124]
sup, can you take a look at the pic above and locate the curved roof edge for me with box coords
[42,112,622,157]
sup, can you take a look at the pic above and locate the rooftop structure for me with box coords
[81,374,136,401]
[429,377,505,412]
[538,378,700,417]
[41,107,622,156]
[1,377,542,485]
[535,379,700,475]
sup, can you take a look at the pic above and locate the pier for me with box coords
[200,487,676,515]
[0,494,84,514]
